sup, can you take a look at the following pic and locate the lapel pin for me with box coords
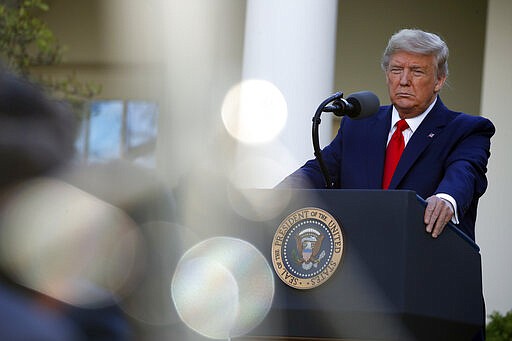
[428,133,435,138]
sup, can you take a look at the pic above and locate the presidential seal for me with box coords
[271,207,344,289]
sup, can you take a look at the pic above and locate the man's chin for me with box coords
[392,101,419,117]
[393,98,414,110]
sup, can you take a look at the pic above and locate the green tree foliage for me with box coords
[487,310,512,341]
[0,0,100,106]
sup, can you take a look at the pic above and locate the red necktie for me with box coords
[382,119,409,189]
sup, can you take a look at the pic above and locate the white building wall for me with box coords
[477,0,512,317]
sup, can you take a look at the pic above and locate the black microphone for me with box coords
[323,91,380,119]
[312,90,380,188]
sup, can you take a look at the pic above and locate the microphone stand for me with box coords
[312,91,344,189]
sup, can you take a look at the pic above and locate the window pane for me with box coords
[126,101,158,167]
[126,101,158,147]
[88,100,123,162]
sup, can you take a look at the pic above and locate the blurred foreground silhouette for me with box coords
[0,68,134,340]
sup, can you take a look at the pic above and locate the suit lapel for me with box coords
[388,98,450,189]
[365,107,391,188]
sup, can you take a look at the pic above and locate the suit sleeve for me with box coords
[434,115,495,219]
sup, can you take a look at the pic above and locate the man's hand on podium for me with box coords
[424,195,455,238]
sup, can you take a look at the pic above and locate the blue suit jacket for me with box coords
[280,97,495,241]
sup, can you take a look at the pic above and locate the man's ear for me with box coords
[434,75,447,93]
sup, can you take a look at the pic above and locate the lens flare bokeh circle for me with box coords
[0,177,142,307]
[221,79,287,144]
[171,236,274,339]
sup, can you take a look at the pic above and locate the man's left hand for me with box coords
[424,195,454,238]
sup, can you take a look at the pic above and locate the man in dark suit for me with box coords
[279,28,495,242]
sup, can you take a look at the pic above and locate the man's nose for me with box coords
[400,70,411,85]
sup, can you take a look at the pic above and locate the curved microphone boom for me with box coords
[323,91,380,119]
[312,90,380,188]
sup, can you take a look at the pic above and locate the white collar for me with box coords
[391,97,438,133]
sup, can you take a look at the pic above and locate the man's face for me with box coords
[386,51,446,118]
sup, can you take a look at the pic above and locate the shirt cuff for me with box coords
[435,193,459,224]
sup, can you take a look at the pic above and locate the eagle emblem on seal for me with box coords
[295,228,326,270]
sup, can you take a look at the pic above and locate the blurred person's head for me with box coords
[0,67,77,192]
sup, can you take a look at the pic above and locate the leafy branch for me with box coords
[0,0,101,107]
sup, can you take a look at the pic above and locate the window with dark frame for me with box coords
[75,100,158,168]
